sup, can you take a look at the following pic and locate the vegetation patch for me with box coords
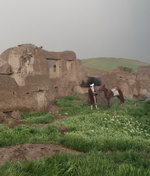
[21,112,56,124]
[0,95,149,175]
[0,152,149,176]
[82,57,150,73]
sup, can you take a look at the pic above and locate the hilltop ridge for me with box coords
[82,57,150,74]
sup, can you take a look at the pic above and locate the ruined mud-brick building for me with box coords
[0,44,87,112]
[99,66,150,100]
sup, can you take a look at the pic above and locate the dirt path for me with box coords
[8,115,70,128]
[0,144,83,166]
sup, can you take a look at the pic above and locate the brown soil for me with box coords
[0,144,82,166]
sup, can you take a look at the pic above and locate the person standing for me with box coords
[88,83,98,110]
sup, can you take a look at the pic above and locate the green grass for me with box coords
[53,100,149,152]
[0,152,149,176]
[21,111,56,124]
[82,57,150,73]
[0,95,149,175]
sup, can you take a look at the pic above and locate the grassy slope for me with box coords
[82,57,150,73]
[0,95,149,176]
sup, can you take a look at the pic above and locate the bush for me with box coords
[123,66,133,72]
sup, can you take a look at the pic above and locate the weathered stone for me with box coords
[138,66,150,72]
[100,66,150,99]
[0,112,6,123]
[11,110,21,119]
[0,44,87,112]
[0,63,13,75]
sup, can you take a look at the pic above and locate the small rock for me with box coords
[11,110,21,119]
[58,126,68,134]
[0,112,6,123]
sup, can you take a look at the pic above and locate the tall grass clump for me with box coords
[21,111,56,124]
[0,152,149,176]
[0,124,58,147]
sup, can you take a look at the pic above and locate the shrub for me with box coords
[123,66,133,72]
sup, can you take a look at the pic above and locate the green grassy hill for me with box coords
[82,57,150,73]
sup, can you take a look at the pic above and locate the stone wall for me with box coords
[0,44,87,112]
[100,66,150,99]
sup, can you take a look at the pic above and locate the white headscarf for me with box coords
[90,83,95,92]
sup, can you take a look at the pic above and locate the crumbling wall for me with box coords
[0,44,87,113]
[100,66,150,99]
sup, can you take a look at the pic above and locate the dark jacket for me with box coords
[88,87,97,105]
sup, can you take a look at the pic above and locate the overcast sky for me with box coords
[0,0,150,63]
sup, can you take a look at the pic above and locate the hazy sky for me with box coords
[0,0,150,63]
